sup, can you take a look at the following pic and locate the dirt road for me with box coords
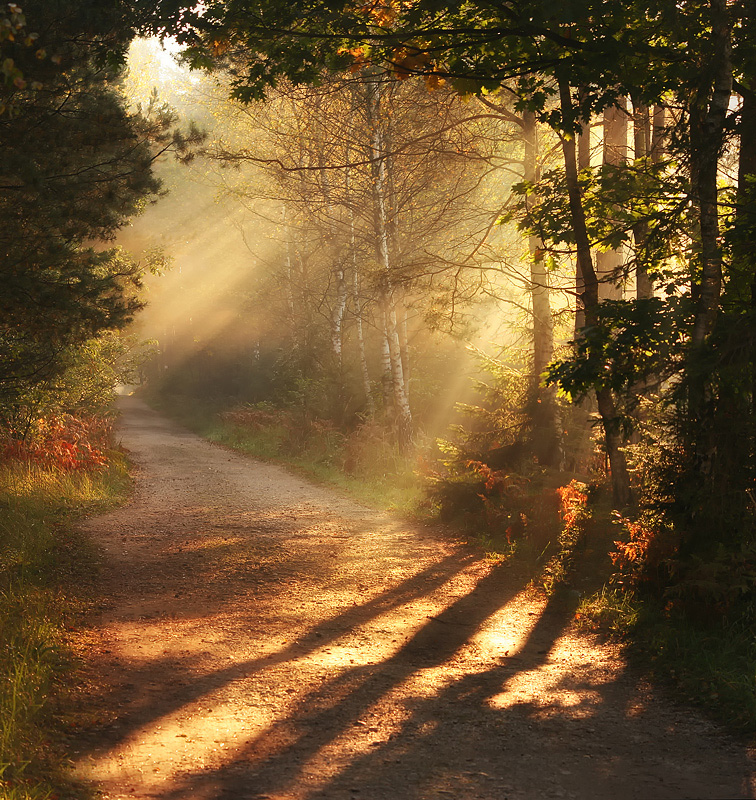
[71,397,755,799]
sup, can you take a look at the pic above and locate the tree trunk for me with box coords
[523,109,559,465]
[689,0,732,348]
[352,267,375,417]
[315,128,348,374]
[652,104,665,163]
[380,318,392,410]
[383,294,412,447]
[398,300,410,403]
[736,81,756,436]
[632,99,654,300]
[574,95,591,336]
[559,77,632,507]
[345,160,375,417]
[595,98,627,301]
[329,263,348,367]
[683,0,732,506]
[326,247,348,370]
[523,110,554,378]
[366,75,413,448]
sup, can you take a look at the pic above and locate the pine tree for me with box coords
[0,0,189,415]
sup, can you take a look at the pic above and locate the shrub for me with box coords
[539,480,593,591]
[0,414,110,472]
[0,446,129,797]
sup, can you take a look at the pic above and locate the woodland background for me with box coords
[1,0,755,794]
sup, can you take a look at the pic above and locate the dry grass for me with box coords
[0,457,130,799]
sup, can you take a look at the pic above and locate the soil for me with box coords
[70,396,755,800]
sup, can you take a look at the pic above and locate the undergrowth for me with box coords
[0,454,130,799]
[144,394,425,514]
[574,509,756,737]
[576,585,756,735]
[538,481,593,592]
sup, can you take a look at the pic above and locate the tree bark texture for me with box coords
[523,109,559,465]
[321,169,348,369]
[632,100,654,300]
[736,81,756,424]
[523,110,554,379]
[689,0,733,348]
[345,161,376,417]
[651,104,665,164]
[574,95,591,336]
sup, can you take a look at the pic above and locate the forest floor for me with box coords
[69,396,755,800]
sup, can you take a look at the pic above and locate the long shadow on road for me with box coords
[156,563,566,800]
[157,581,753,800]
[73,547,479,759]
[74,398,754,799]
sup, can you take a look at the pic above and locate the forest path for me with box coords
[71,397,754,800]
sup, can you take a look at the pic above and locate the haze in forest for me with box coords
[5,5,756,791]
[120,37,573,443]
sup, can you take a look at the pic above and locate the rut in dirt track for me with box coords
[71,397,755,800]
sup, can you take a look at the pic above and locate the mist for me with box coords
[120,38,561,454]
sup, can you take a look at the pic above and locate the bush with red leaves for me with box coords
[0,414,111,471]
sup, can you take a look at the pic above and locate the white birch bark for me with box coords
[317,138,348,367]
[345,158,375,416]
[366,75,413,446]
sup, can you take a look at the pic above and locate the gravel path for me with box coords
[71,396,755,799]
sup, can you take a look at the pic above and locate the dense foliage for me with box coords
[0,0,197,432]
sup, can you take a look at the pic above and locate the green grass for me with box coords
[576,587,756,737]
[0,456,131,799]
[211,424,426,515]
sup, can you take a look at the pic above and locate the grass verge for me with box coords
[576,588,756,737]
[0,454,131,799]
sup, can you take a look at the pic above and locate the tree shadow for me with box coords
[72,547,479,760]
[152,560,543,799]
[75,399,754,799]
[154,584,754,800]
